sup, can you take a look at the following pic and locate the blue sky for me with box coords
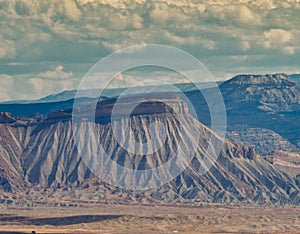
[0,0,299,101]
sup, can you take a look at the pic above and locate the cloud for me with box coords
[0,36,16,60]
[63,0,82,21]
[252,0,275,10]
[205,4,261,27]
[28,77,75,99]
[0,74,13,101]
[240,41,251,52]
[282,46,295,55]
[80,67,190,91]
[264,29,294,44]
[27,65,75,98]
[0,66,78,101]
[0,0,299,101]
[28,78,49,94]
[149,2,190,26]
[0,0,298,64]
[38,65,73,79]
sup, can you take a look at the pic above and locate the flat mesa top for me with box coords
[95,93,188,118]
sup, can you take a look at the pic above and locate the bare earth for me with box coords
[0,204,300,233]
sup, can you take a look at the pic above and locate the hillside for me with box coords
[183,74,300,155]
[0,73,299,165]
[220,73,300,113]
[0,94,299,205]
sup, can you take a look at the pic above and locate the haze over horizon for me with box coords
[0,0,299,101]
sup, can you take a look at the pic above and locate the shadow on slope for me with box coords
[0,213,122,226]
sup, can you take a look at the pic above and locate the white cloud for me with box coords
[28,78,49,94]
[282,46,295,55]
[163,31,198,45]
[0,75,14,101]
[149,2,190,26]
[258,41,271,49]
[262,29,297,56]
[0,0,299,99]
[25,65,75,99]
[28,77,74,99]
[202,40,215,50]
[63,0,82,21]
[229,55,248,62]
[252,0,275,10]
[240,41,251,51]
[235,5,261,25]
[205,4,261,26]
[38,66,73,79]
[264,29,294,44]
[0,0,298,62]
[0,36,16,60]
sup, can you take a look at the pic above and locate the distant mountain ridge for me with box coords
[1,74,297,105]
[223,73,293,85]
[1,82,217,104]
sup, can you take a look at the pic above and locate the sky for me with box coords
[0,0,299,101]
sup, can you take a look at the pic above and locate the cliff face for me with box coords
[45,93,189,123]
[217,74,300,153]
[0,124,25,192]
[182,74,300,155]
[227,126,297,155]
[265,151,300,178]
[0,95,299,205]
[220,73,300,112]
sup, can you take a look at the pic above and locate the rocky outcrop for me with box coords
[265,150,300,177]
[0,112,16,123]
[223,73,293,86]
[47,93,189,124]
[220,73,300,113]
[96,93,189,117]
[0,124,26,192]
[227,126,297,155]
[183,73,300,155]
[216,74,300,154]
[0,94,298,205]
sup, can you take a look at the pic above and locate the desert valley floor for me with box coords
[0,204,300,233]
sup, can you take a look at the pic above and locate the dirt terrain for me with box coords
[0,204,300,233]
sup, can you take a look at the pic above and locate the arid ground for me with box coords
[0,204,300,233]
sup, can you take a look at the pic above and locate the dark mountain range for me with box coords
[0,97,97,118]
[0,81,220,104]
